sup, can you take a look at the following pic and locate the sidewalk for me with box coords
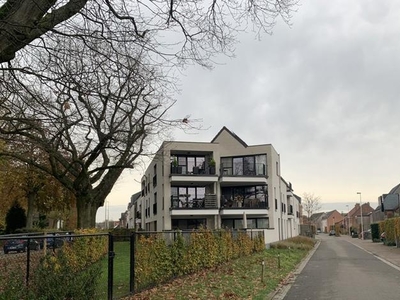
[340,234,400,268]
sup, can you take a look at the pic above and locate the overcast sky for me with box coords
[97,0,399,222]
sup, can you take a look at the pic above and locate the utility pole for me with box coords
[357,192,363,239]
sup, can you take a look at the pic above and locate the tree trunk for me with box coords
[26,192,36,229]
[76,195,101,228]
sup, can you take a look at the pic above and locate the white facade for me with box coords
[132,127,301,244]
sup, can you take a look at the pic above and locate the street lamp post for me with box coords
[357,192,364,239]
[346,204,350,236]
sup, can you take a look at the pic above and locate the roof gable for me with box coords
[310,212,325,222]
[211,126,248,147]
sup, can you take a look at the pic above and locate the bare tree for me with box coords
[0,0,297,64]
[302,192,322,223]
[0,35,180,228]
[0,0,298,229]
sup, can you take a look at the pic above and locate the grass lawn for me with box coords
[96,241,132,299]
[124,247,310,299]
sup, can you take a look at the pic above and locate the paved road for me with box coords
[281,234,400,300]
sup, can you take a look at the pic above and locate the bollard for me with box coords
[261,260,265,283]
[278,253,281,269]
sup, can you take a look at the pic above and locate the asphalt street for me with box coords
[273,233,400,300]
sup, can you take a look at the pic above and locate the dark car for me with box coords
[3,239,40,254]
[46,237,64,248]
[38,236,64,249]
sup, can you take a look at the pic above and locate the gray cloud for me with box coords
[168,0,400,203]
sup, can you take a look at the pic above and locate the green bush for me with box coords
[134,229,265,292]
[111,228,135,241]
[371,223,380,242]
[32,252,102,299]
[0,251,102,300]
[379,218,399,246]
[0,271,35,300]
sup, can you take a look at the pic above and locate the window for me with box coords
[257,218,269,229]
[221,185,268,208]
[221,218,269,229]
[243,156,255,175]
[171,186,206,208]
[221,157,232,175]
[233,157,243,175]
[153,192,157,215]
[172,219,206,230]
[221,154,266,176]
[153,164,157,187]
[171,155,206,174]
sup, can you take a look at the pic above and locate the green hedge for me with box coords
[134,228,265,291]
[0,229,107,300]
[379,217,400,245]
[371,223,380,242]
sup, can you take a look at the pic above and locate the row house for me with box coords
[131,127,301,244]
[345,202,375,234]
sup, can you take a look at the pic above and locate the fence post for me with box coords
[26,237,31,286]
[108,233,115,300]
[130,232,135,295]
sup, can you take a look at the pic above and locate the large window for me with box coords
[171,156,206,174]
[221,154,266,176]
[221,185,268,208]
[171,186,206,208]
[221,218,269,229]
[172,219,206,230]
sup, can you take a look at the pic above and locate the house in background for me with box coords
[379,183,400,219]
[130,127,301,245]
[127,192,141,229]
[321,210,343,233]
[347,202,374,233]
[370,204,385,224]
[309,212,325,232]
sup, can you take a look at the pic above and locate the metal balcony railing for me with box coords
[220,163,266,176]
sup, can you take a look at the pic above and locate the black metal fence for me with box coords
[0,229,264,299]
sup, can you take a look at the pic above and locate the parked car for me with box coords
[381,232,386,242]
[3,238,40,254]
[329,230,336,236]
[39,236,64,249]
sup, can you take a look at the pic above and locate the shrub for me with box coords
[271,236,315,250]
[371,223,380,242]
[134,229,265,292]
[32,251,102,299]
[0,270,34,300]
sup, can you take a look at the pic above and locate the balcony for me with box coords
[219,163,267,186]
[171,164,216,175]
[220,196,268,209]
[170,194,218,209]
[220,163,266,177]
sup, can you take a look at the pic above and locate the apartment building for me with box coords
[130,127,301,244]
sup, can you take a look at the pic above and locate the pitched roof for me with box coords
[130,191,141,204]
[310,212,325,222]
[323,210,336,219]
[211,126,248,147]
[389,183,400,194]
